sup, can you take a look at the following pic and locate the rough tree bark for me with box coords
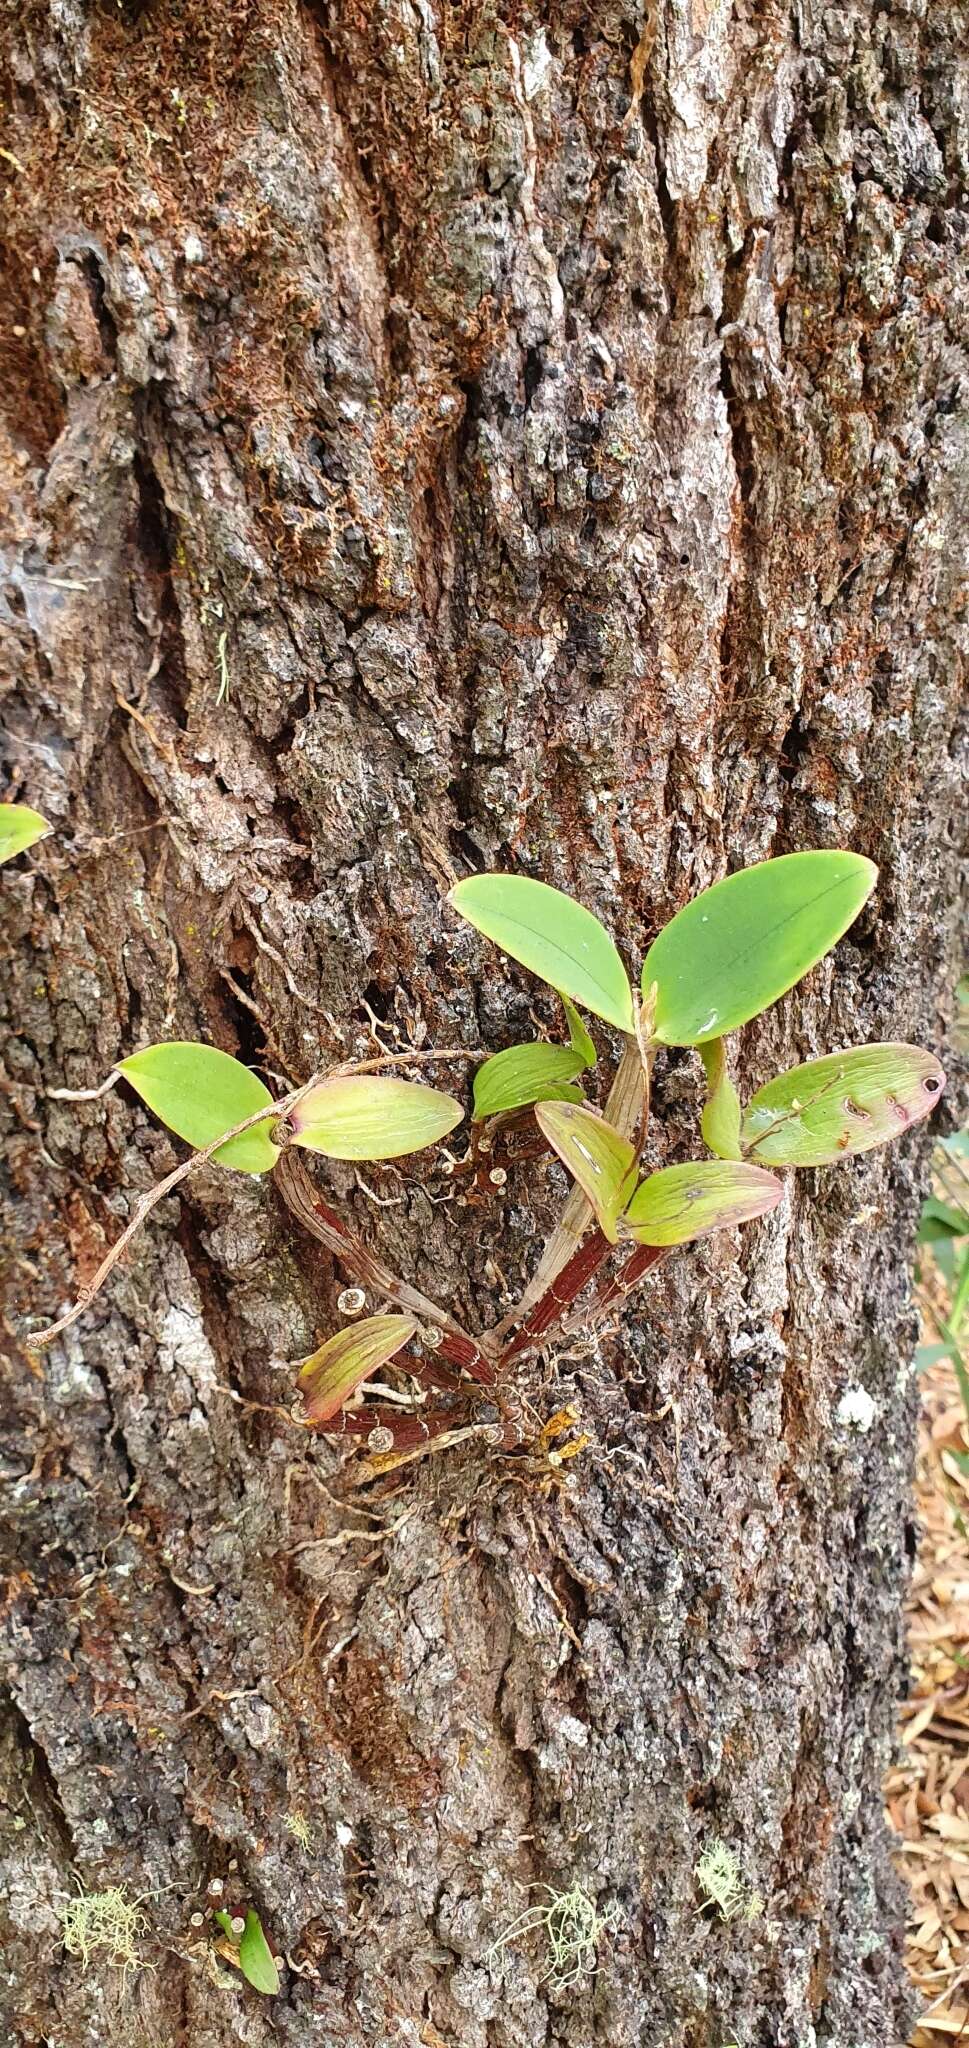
[1,3,966,2045]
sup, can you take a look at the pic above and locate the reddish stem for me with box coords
[578,1241,668,1324]
[498,1228,612,1365]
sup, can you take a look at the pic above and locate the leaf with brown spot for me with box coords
[742,1044,945,1166]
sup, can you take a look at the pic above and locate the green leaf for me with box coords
[641,851,878,1046]
[741,1044,945,1167]
[285,1075,462,1159]
[533,1100,638,1242]
[117,1042,279,1174]
[916,1341,954,1370]
[952,1245,969,1337]
[919,1197,968,1244]
[449,873,634,1032]
[214,1910,280,1996]
[561,994,597,1067]
[698,1040,742,1161]
[472,1042,586,1120]
[238,1913,280,1995]
[621,1160,783,1246]
[0,803,51,865]
[298,1313,419,1424]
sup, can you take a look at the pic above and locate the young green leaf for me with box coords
[741,1043,945,1166]
[621,1160,783,1246]
[473,1042,586,1120]
[698,1040,743,1161]
[298,1313,419,1424]
[641,850,878,1046]
[561,994,597,1067]
[919,1197,968,1244]
[117,1042,279,1173]
[213,1910,280,1996]
[449,873,634,1032]
[284,1075,462,1159]
[534,1100,638,1243]
[238,1913,280,1995]
[0,803,51,865]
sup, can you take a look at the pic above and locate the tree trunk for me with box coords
[2,3,966,2044]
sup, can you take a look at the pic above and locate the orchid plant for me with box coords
[29,850,945,1468]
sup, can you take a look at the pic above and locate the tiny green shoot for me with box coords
[213,1908,280,1995]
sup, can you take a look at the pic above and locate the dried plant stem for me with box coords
[498,1229,612,1365]
[30,1078,319,1349]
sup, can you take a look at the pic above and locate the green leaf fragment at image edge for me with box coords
[449,873,635,1032]
[642,851,878,1045]
[117,1042,279,1174]
[0,803,51,865]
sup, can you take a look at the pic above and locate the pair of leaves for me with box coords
[0,803,50,866]
[119,1043,462,1175]
[535,1100,781,1247]
[213,1909,279,1996]
[451,851,877,1046]
[472,997,598,1121]
[299,1314,417,1424]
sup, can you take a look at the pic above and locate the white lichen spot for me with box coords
[835,1384,877,1433]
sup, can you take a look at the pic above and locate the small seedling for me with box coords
[213,1907,280,1995]
[30,852,945,1464]
[695,1840,763,1923]
[487,1882,617,1990]
[60,1885,148,1985]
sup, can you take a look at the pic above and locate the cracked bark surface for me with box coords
[1,2,967,2044]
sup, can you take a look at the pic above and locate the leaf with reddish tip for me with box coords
[621,1160,783,1246]
[118,1042,279,1173]
[449,872,635,1031]
[699,1040,743,1161]
[299,1314,419,1424]
[286,1075,462,1159]
[0,803,51,865]
[534,1100,638,1243]
[741,1043,946,1166]
[642,850,878,1045]
[472,1042,586,1120]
